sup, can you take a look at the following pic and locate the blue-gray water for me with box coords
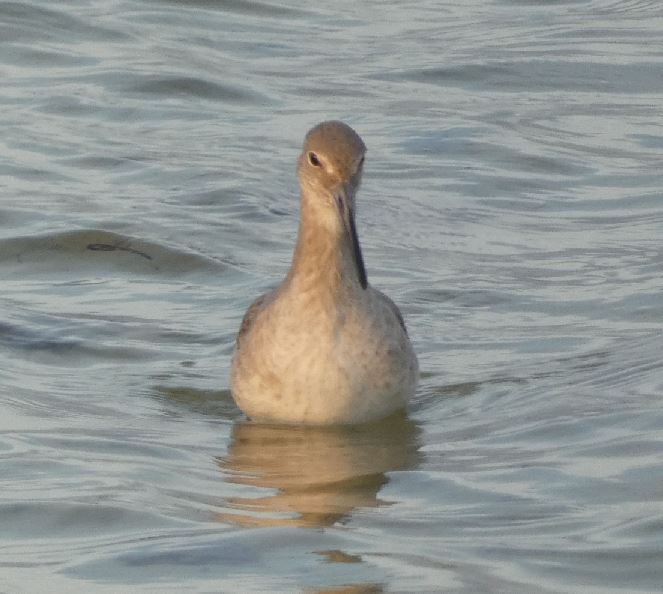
[2,1,663,592]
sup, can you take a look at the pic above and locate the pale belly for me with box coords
[230,300,418,425]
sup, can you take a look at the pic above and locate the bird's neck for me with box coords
[286,194,362,296]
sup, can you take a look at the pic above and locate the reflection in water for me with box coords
[217,414,422,528]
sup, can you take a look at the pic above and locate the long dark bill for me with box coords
[335,191,368,290]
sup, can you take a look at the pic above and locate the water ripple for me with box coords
[0,229,224,277]
[2,0,663,591]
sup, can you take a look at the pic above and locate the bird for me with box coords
[230,121,418,425]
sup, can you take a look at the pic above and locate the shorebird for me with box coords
[230,121,418,425]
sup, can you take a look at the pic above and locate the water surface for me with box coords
[2,0,663,592]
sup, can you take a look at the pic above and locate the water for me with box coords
[2,0,663,591]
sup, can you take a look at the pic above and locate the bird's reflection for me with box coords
[216,413,421,528]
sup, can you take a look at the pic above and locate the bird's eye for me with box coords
[308,151,321,167]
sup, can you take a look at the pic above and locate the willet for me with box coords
[230,121,418,425]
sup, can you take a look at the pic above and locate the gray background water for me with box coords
[2,1,663,592]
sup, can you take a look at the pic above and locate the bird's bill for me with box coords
[334,188,367,290]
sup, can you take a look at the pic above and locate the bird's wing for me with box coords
[375,290,408,335]
[236,291,271,345]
